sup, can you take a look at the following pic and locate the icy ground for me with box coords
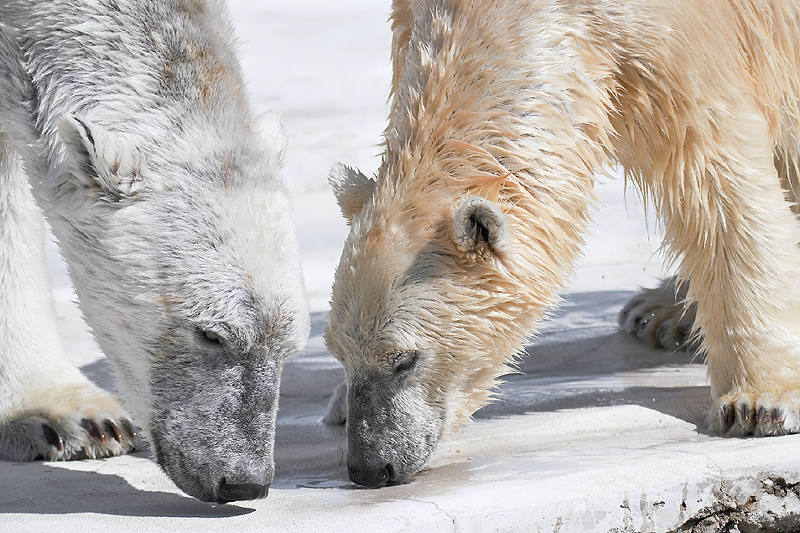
[3,1,800,532]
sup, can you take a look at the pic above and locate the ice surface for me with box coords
[4,2,800,532]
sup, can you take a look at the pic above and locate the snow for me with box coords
[4,2,800,532]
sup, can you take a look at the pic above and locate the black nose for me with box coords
[348,461,395,488]
[215,478,270,503]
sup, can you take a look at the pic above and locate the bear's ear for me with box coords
[59,114,147,201]
[451,196,509,259]
[328,162,376,223]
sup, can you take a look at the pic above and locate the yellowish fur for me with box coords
[327,0,800,487]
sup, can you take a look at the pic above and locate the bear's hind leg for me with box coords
[0,143,136,460]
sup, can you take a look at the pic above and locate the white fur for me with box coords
[0,0,308,503]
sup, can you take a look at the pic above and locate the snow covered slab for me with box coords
[3,1,800,532]
[4,303,800,532]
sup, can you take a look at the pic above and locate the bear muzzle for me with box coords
[215,476,270,503]
[347,457,398,488]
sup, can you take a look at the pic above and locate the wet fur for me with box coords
[326,0,800,486]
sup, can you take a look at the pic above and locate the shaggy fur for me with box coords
[0,0,309,502]
[325,0,800,488]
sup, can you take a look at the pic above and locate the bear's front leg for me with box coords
[655,106,800,437]
[0,146,136,460]
[323,381,348,425]
[618,276,698,352]
[0,382,138,461]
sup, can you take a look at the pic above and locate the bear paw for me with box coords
[618,278,698,352]
[710,390,800,437]
[0,387,138,461]
[322,381,347,425]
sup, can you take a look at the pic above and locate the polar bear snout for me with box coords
[150,411,277,503]
[345,378,443,488]
[146,349,284,502]
[345,430,433,489]
[347,456,395,488]
[216,477,270,503]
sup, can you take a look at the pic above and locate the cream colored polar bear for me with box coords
[325,0,800,488]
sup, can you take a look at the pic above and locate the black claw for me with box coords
[42,423,64,452]
[121,419,137,440]
[81,418,106,444]
[738,403,752,423]
[103,420,123,443]
[720,403,735,430]
[773,407,785,425]
[757,406,771,425]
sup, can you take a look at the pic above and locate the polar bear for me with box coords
[324,0,800,488]
[0,0,309,503]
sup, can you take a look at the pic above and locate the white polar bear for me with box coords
[0,0,309,503]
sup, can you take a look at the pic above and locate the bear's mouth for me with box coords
[149,421,274,503]
[149,425,217,502]
[346,430,439,489]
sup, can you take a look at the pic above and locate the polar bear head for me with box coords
[54,113,309,502]
[325,161,560,488]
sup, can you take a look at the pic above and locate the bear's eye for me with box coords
[392,351,419,374]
